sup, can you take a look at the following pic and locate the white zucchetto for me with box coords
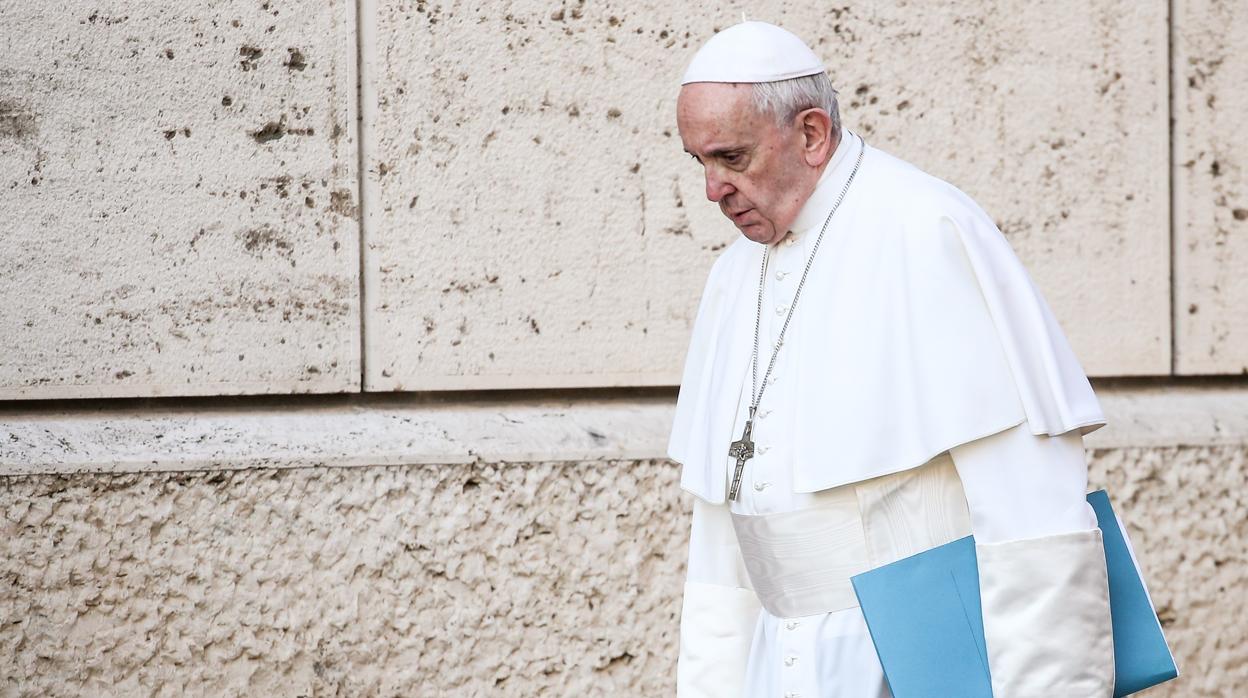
[681,20,826,85]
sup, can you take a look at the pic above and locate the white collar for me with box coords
[787,128,862,235]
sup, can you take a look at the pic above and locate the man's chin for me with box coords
[737,222,776,244]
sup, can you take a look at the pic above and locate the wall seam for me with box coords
[354,0,378,391]
[1168,0,1178,376]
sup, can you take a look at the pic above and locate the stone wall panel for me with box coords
[0,0,361,398]
[364,2,1168,390]
[1173,0,1248,374]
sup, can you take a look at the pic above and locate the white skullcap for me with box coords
[681,20,825,85]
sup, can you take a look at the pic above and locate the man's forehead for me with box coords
[677,83,757,129]
[679,82,751,110]
[677,83,763,148]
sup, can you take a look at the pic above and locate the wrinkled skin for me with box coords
[676,82,838,244]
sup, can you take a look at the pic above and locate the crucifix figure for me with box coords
[727,406,756,501]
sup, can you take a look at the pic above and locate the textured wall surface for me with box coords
[0,1,360,399]
[1091,445,1248,697]
[363,1,1169,390]
[1,460,688,697]
[1,446,1241,697]
[1174,0,1248,374]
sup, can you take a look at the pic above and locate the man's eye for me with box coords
[724,153,742,165]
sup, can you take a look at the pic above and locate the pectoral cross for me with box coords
[727,407,756,501]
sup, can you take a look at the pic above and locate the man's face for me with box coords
[677,82,812,245]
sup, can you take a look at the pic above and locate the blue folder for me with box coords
[850,490,1178,697]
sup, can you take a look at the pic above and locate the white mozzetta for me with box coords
[669,131,1105,504]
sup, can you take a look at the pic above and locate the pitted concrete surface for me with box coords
[0,1,361,399]
[0,445,1242,696]
[364,2,1168,391]
[1,460,688,697]
[1091,446,1248,697]
[1174,0,1248,374]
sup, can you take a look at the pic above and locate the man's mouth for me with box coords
[730,208,753,223]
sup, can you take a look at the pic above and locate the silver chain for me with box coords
[749,140,865,413]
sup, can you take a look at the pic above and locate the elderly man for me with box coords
[668,21,1116,698]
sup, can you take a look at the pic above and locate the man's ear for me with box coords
[797,108,835,167]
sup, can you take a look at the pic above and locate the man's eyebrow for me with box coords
[707,147,746,159]
[682,146,747,159]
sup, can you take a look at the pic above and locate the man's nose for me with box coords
[704,170,734,203]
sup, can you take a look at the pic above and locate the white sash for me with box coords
[730,453,974,618]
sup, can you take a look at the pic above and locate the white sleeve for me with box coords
[949,422,1115,698]
[948,420,1098,543]
[677,496,761,698]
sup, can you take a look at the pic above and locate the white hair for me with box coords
[750,72,841,134]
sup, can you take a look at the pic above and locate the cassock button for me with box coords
[785,693,801,698]
[784,235,797,247]
[766,374,777,385]
[784,655,797,667]
[775,304,788,316]
[775,270,789,281]
[758,408,772,419]
[785,621,800,630]
[753,481,770,492]
[757,444,770,454]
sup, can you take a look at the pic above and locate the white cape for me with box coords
[668,136,1106,504]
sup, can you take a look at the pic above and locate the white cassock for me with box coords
[670,129,1116,697]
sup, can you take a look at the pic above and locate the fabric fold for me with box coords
[677,580,762,698]
[977,529,1116,698]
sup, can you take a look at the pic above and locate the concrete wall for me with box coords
[2,1,1247,696]
[2,388,1246,696]
[2,460,687,696]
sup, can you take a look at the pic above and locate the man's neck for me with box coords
[788,127,855,234]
